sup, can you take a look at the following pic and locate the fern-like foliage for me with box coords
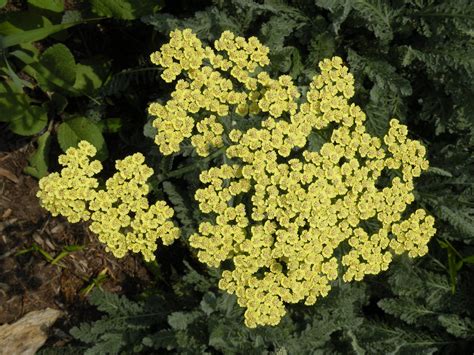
[353,321,448,354]
[100,67,162,96]
[69,289,168,355]
[352,0,400,43]
[162,181,197,239]
[347,49,411,135]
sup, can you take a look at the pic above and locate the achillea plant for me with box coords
[37,28,436,329]
[148,29,436,328]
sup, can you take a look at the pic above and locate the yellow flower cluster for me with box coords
[37,141,102,223]
[37,141,180,261]
[191,115,225,157]
[148,29,271,156]
[168,36,437,328]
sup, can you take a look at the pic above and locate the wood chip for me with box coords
[0,308,62,355]
[1,209,12,219]
[0,168,19,184]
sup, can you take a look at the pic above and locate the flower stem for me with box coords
[144,259,169,285]
[157,146,227,183]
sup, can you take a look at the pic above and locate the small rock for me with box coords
[0,308,62,355]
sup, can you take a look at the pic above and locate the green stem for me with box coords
[157,146,227,184]
[144,259,171,287]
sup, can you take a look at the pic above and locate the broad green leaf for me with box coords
[0,80,48,135]
[28,0,64,13]
[10,43,41,65]
[0,21,79,49]
[57,117,108,160]
[71,59,109,96]
[51,92,68,113]
[90,0,162,20]
[0,79,24,122]
[8,105,48,136]
[35,43,77,92]
[0,0,7,8]
[24,131,52,178]
[0,12,51,35]
[2,55,31,90]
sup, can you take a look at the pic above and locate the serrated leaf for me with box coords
[200,292,217,316]
[142,8,241,41]
[143,329,176,349]
[88,288,142,315]
[378,298,436,325]
[62,10,82,24]
[315,0,354,33]
[427,166,453,177]
[438,205,474,239]
[438,315,474,339]
[260,15,299,50]
[28,0,64,13]
[35,43,77,92]
[167,311,200,331]
[24,131,51,178]
[355,321,441,354]
[307,131,327,152]
[352,0,397,43]
[269,46,303,77]
[162,181,196,238]
[57,117,107,160]
[208,324,229,350]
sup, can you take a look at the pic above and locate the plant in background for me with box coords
[0,0,163,177]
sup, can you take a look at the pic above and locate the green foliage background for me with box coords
[2,0,473,353]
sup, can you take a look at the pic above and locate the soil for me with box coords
[0,130,151,347]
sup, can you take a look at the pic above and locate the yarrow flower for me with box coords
[148,29,270,156]
[37,141,180,261]
[149,29,436,328]
[38,29,437,330]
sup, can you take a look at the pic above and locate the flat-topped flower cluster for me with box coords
[148,29,436,328]
[37,141,180,261]
[37,28,436,329]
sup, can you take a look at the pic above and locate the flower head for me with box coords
[150,30,438,328]
[37,141,180,261]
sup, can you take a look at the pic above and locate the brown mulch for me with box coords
[0,139,151,346]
